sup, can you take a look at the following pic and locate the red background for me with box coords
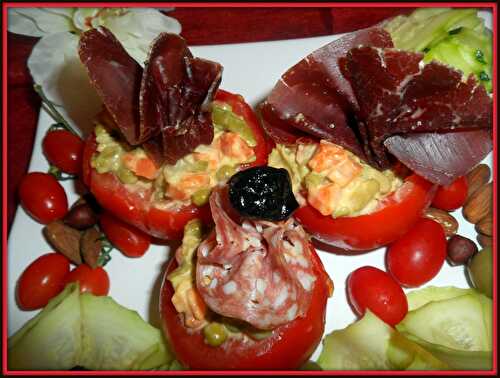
[6,7,412,231]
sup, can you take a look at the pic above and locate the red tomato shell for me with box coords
[386,218,447,287]
[294,174,436,252]
[43,129,84,174]
[17,253,71,310]
[431,176,468,211]
[100,212,151,258]
[160,244,331,370]
[19,172,68,224]
[347,266,408,326]
[65,264,110,296]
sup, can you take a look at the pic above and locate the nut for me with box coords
[423,207,458,237]
[447,235,478,266]
[476,215,492,237]
[43,221,82,264]
[463,183,492,224]
[64,203,98,230]
[477,234,492,248]
[465,164,491,201]
[80,227,102,269]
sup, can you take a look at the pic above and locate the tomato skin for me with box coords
[43,130,84,174]
[65,264,110,296]
[347,266,408,326]
[100,212,151,258]
[19,172,68,224]
[294,174,436,252]
[82,90,267,240]
[431,176,468,211]
[17,253,71,310]
[160,244,331,370]
[386,218,446,287]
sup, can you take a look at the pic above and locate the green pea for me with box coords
[216,165,236,181]
[191,188,211,206]
[189,160,209,172]
[212,105,256,146]
[304,172,323,190]
[203,322,228,347]
[117,167,138,184]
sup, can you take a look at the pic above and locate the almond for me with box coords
[463,183,492,224]
[80,227,102,269]
[476,215,492,237]
[43,221,82,264]
[424,207,458,237]
[477,234,492,248]
[465,164,490,201]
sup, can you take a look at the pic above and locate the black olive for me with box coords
[228,166,299,221]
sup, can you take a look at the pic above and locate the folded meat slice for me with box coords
[260,26,393,158]
[196,187,317,330]
[344,47,492,170]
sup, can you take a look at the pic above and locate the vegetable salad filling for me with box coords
[269,140,403,217]
[91,102,257,208]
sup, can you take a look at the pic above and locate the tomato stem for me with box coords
[96,234,114,267]
[34,84,79,136]
[48,165,77,181]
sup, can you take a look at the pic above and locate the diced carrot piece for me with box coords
[327,157,362,187]
[194,151,220,170]
[307,183,342,216]
[219,132,253,160]
[308,141,347,173]
[122,153,158,180]
[167,173,211,200]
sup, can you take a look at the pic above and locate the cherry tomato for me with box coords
[295,174,435,252]
[42,129,84,174]
[347,266,408,326]
[160,243,332,369]
[19,172,68,224]
[65,264,110,296]
[17,253,71,310]
[100,212,151,258]
[386,218,446,287]
[431,176,468,211]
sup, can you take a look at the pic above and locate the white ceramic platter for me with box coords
[7,10,493,364]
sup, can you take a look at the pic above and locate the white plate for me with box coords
[7,11,493,365]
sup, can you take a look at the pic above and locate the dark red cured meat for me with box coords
[196,187,318,330]
[260,26,393,157]
[140,34,222,165]
[79,27,142,145]
[344,47,492,169]
[79,28,222,165]
[384,130,492,186]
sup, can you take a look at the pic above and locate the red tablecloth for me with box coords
[7,7,412,232]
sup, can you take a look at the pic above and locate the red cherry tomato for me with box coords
[17,253,71,310]
[431,176,468,211]
[386,218,446,287]
[295,174,435,252]
[347,266,408,326]
[19,172,68,224]
[82,90,268,240]
[65,264,110,296]
[160,245,332,369]
[100,212,151,258]
[42,129,84,174]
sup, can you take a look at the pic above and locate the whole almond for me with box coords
[463,183,492,224]
[466,164,491,201]
[476,215,492,237]
[43,221,82,264]
[424,207,458,237]
[477,234,492,248]
[80,227,102,269]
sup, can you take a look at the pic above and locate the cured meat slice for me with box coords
[140,34,222,164]
[260,26,393,158]
[385,130,492,186]
[344,47,492,169]
[79,27,142,145]
[79,27,222,165]
[196,187,317,330]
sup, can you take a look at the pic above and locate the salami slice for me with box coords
[196,187,318,330]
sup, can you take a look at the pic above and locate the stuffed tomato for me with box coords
[268,141,435,252]
[160,186,332,370]
[78,28,267,239]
